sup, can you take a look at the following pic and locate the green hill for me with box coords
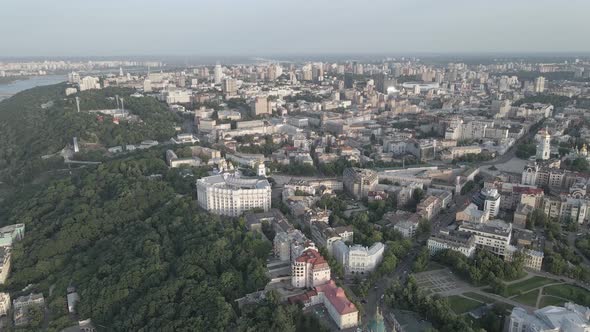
[0,84,179,185]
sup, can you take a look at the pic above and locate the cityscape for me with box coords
[1,1,590,332]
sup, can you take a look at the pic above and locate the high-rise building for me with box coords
[534,76,546,93]
[536,128,551,160]
[483,188,501,219]
[301,64,313,81]
[344,72,354,89]
[250,96,270,116]
[222,78,237,96]
[214,63,223,84]
[291,248,331,288]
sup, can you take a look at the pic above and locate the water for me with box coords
[0,74,66,101]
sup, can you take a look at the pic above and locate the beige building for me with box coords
[0,292,9,317]
[0,248,11,285]
[251,96,270,116]
[343,167,378,199]
[291,249,331,288]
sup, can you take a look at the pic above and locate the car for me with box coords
[361,299,367,304]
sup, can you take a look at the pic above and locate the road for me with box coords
[361,187,477,329]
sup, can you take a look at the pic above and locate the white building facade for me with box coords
[196,173,271,217]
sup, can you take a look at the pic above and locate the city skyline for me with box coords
[1,0,590,57]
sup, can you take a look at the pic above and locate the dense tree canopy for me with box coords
[0,84,180,185]
[2,157,271,331]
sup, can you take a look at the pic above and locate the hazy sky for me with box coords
[1,0,589,56]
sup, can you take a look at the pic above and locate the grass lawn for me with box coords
[512,289,539,307]
[543,284,590,307]
[462,292,496,304]
[539,296,565,308]
[505,276,557,296]
[446,295,483,314]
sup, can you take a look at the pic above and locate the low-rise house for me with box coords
[288,280,359,330]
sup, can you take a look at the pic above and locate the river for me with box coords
[0,74,66,101]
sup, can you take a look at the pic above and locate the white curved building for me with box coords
[196,173,271,217]
[401,82,440,91]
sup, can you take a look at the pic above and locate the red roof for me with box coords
[513,186,544,195]
[295,249,328,269]
[315,280,358,315]
[288,290,317,305]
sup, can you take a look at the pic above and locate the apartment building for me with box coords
[291,249,331,288]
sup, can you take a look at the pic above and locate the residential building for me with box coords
[456,203,488,224]
[427,230,477,258]
[536,128,551,160]
[251,96,270,116]
[417,195,442,221]
[291,248,331,288]
[222,78,237,96]
[0,292,9,317]
[458,220,512,258]
[393,215,420,238]
[273,229,316,262]
[310,222,353,254]
[196,173,271,217]
[472,188,501,219]
[534,76,546,93]
[343,167,378,199]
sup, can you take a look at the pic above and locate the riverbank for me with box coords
[0,76,28,85]
[0,74,66,101]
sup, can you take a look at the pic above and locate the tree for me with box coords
[515,143,536,159]
[417,218,432,237]
[571,158,590,172]
[412,247,430,272]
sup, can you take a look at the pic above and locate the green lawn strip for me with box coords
[512,289,540,307]
[539,295,566,307]
[462,292,496,304]
[542,284,590,307]
[505,276,557,296]
[446,295,484,314]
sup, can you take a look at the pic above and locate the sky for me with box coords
[1,0,589,57]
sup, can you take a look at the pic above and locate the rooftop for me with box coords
[198,173,270,190]
[315,280,358,315]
